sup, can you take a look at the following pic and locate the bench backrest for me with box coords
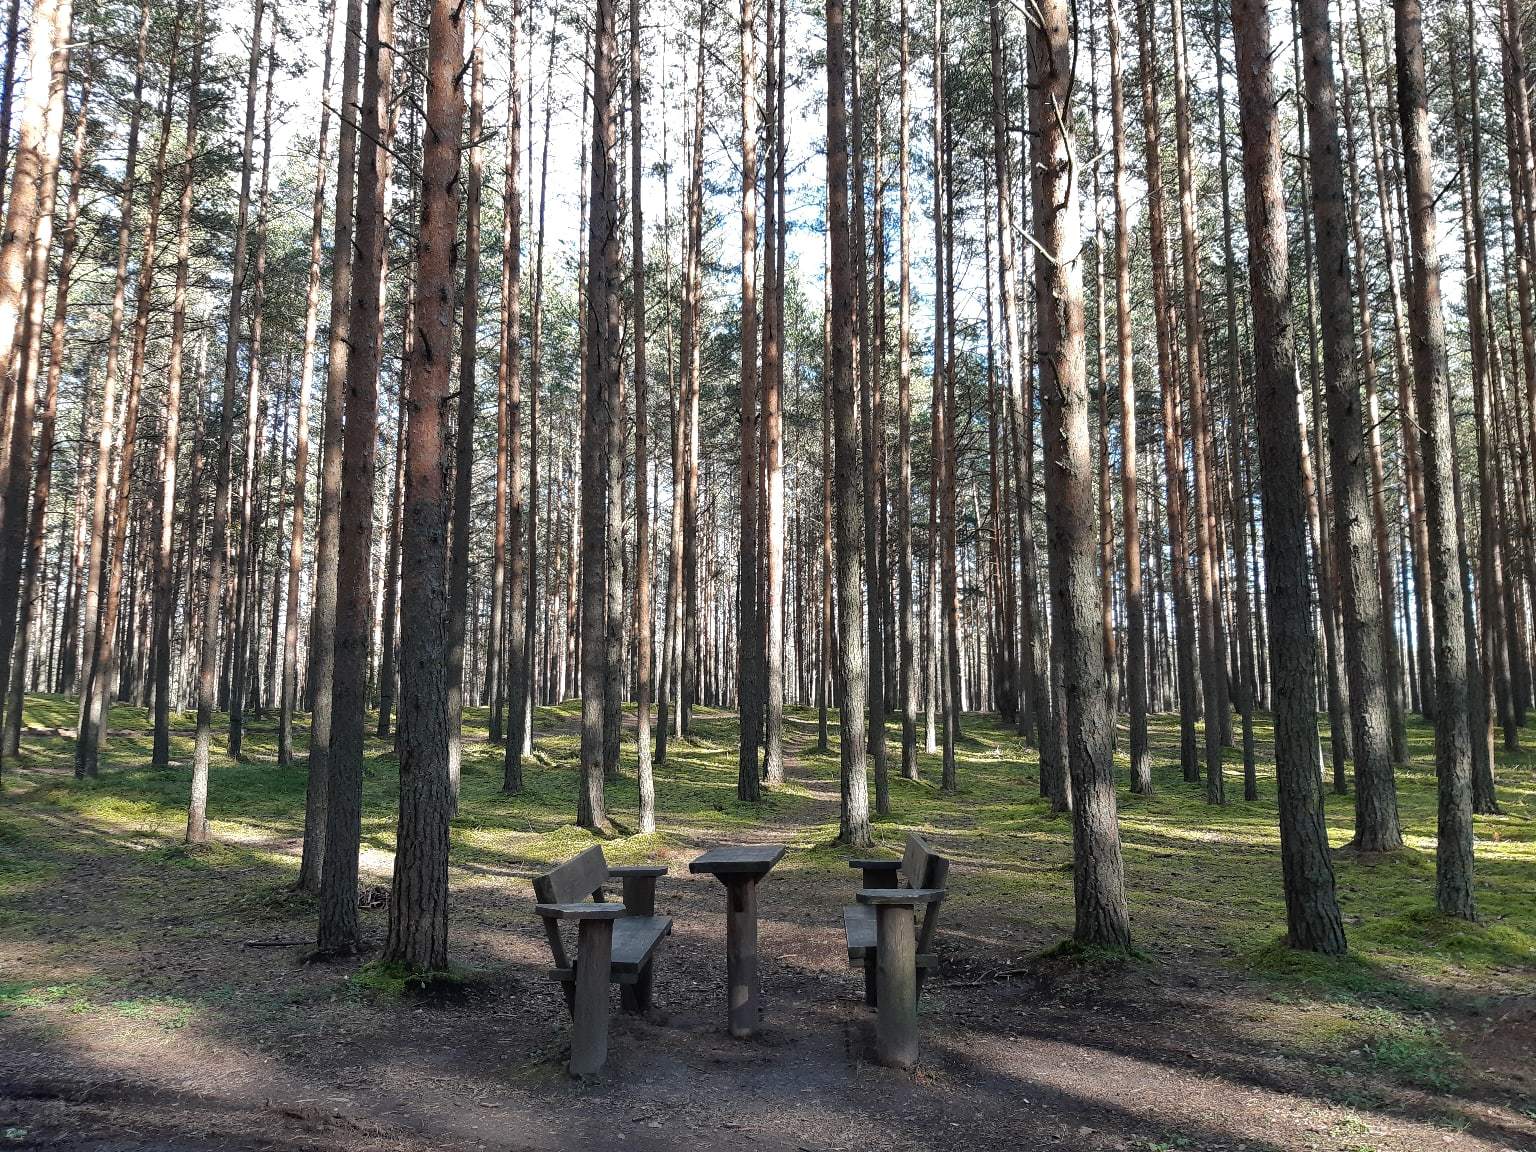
[533,846,609,970]
[900,833,950,957]
[534,845,609,905]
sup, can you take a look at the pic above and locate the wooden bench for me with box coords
[844,833,949,1069]
[533,846,672,1075]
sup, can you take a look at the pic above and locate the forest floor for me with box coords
[0,696,1532,1152]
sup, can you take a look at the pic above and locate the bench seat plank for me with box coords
[843,903,878,961]
[548,914,672,981]
[843,903,938,967]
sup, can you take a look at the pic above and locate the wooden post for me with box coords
[570,917,615,1076]
[621,875,656,915]
[874,903,917,1068]
[725,877,759,1038]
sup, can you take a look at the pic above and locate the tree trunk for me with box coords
[74,0,148,780]
[1028,0,1129,948]
[280,0,336,769]
[1169,0,1226,801]
[1233,0,1347,954]
[896,0,917,781]
[579,0,620,831]
[825,0,871,848]
[631,0,655,831]
[735,0,763,801]
[299,0,362,893]
[0,0,71,765]
[761,0,786,790]
[386,0,464,974]
[1393,0,1477,920]
[444,0,482,812]
[316,0,394,947]
[1134,0,1198,785]
[3,53,90,764]
[500,0,526,788]
[1298,0,1401,851]
[1104,0,1148,794]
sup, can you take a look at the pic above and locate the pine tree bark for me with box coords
[761,0,786,789]
[826,0,871,848]
[299,0,362,892]
[735,0,763,801]
[0,0,71,764]
[1169,0,1227,801]
[1029,0,1130,946]
[445,0,482,812]
[658,25,703,766]
[315,0,394,944]
[3,52,89,764]
[1232,0,1348,953]
[1447,40,1507,812]
[1134,0,1199,783]
[631,0,655,830]
[0,0,72,422]
[1105,0,1149,794]
[1298,0,1401,851]
[1337,15,1408,765]
[1393,0,1476,920]
[1212,0,1258,797]
[386,0,464,974]
[579,0,620,831]
[500,1,526,788]
[896,0,917,781]
[280,0,336,769]
[74,0,148,780]
[226,32,277,762]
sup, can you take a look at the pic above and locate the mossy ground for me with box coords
[0,694,1531,1149]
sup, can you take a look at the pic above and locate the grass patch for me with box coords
[350,960,474,1002]
[0,692,1530,1098]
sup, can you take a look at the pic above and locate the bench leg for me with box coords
[619,960,654,1015]
[874,904,918,1070]
[863,956,877,1007]
[569,919,614,1076]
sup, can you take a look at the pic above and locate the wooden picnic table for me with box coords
[688,844,786,1038]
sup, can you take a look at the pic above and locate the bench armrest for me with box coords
[856,887,945,906]
[535,902,628,920]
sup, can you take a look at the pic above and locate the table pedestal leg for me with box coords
[570,918,615,1076]
[874,903,918,1069]
[725,877,759,1038]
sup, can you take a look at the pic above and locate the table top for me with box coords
[688,844,787,877]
